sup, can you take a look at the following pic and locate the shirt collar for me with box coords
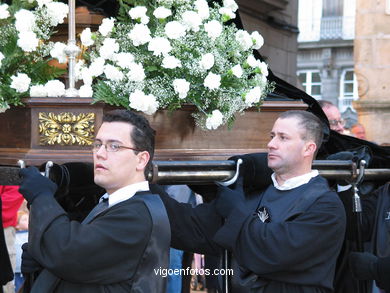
[100,181,149,207]
[271,170,319,191]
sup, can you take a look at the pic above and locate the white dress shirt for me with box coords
[271,170,319,191]
[100,181,149,208]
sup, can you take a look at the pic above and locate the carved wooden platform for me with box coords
[0,98,306,166]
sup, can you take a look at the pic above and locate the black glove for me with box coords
[228,153,272,193]
[326,146,372,186]
[19,166,57,204]
[349,252,379,281]
[215,176,245,218]
[21,243,42,274]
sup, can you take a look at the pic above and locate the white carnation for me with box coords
[99,18,115,37]
[17,31,39,52]
[104,64,124,82]
[231,64,243,78]
[79,85,93,98]
[148,37,172,56]
[153,7,171,19]
[128,24,152,46]
[89,57,105,77]
[245,86,262,106]
[251,31,264,50]
[173,79,190,99]
[235,30,252,51]
[204,20,222,40]
[80,28,94,47]
[112,52,135,69]
[81,67,93,86]
[127,63,145,82]
[259,61,269,77]
[199,53,214,70]
[223,0,238,12]
[246,55,258,68]
[204,72,221,90]
[219,7,235,20]
[10,73,31,93]
[45,2,68,26]
[245,55,268,77]
[162,56,181,69]
[14,9,35,33]
[165,21,186,39]
[181,11,202,32]
[30,84,47,97]
[194,0,210,20]
[0,4,10,19]
[129,90,159,115]
[205,110,223,130]
[50,42,67,63]
[129,6,149,24]
[0,52,4,67]
[99,38,119,60]
[45,80,65,97]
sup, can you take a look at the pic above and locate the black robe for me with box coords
[27,191,170,293]
[369,182,390,292]
[157,175,346,292]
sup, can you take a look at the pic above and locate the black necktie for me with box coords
[82,196,109,224]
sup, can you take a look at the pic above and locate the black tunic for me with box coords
[28,192,170,293]
[158,176,346,293]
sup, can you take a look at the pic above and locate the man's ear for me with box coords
[136,151,150,171]
[304,141,317,157]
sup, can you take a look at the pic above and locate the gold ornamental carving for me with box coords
[39,112,95,146]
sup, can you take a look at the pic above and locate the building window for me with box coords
[339,69,358,112]
[323,0,343,16]
[321,0,344,39]
[298,71,322,99]
[298,0,322,42]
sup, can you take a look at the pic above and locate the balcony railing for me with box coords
[298,16,355,42]
[321,16,343,39]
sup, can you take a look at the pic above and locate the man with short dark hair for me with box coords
[159,110,347,292]
[19,109,170,293]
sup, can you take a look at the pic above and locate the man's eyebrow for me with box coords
[93,139,123,143]
[270,131,288,136]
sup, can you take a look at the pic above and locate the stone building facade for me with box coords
[353,0,390,144]
[296,0,358,128]
[238,0,299,85]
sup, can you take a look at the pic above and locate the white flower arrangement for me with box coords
[0,0,68,111]
[79,0,272,130]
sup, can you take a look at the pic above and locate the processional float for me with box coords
[2,1,390,293]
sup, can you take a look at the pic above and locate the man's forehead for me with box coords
[273,116,300,127]
[323,105,341,118]
[272,117,303,135]
[96,122,133,141]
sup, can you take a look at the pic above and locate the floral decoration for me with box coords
[78,0,273,130]
[0,0,68,112]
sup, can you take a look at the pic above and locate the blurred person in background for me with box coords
[1,186,24,293]
[351,123,367,140]
[318,100,346,134]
